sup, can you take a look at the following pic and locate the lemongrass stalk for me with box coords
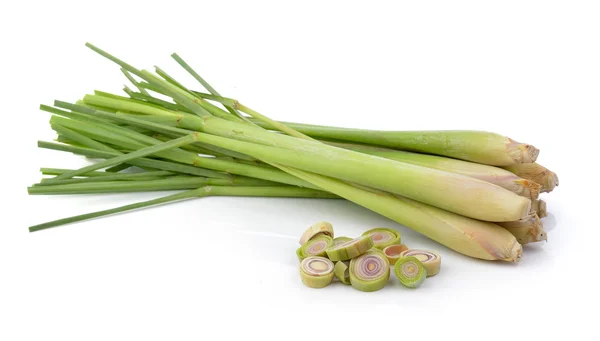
[46,133,201,183]
[531,199,547,218]
[497,214,547,244]
[281,168,522,262]
[399,250,441,277]
[29,185,336,232]
[128,91,189,112]
[502,163,559,193]
[28,176,302,195]
[51,123,121,153]
[41,168,114,177]
[37,141,231,179]
[328,142,541,200]
[105,164,132,173]
[299,256,335,289]
[37,170,174,186]
[349,250,390,292]
[248,119,539,166]
[299,221,334,245]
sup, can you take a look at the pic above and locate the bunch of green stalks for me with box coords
[28,43,559,263]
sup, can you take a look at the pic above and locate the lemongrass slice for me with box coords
[299,234,333,260]
[383,244,409,265]
[394,256,426,288]
[399,249,441,277]
[300,256,335,288]
[299,221,334,245]
[334,261,351,285]
[326,235,374,261]
[296,247,305,262]
[349,250,390,292]
[362,227,401,249]
[332,236,353,248]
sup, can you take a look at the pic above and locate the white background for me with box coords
[1,1,598,340]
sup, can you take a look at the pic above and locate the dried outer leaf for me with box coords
[503,163,559,193]
[399,249,441,277]
[300,256,335,288]
[531,199,547,218]
[299,221,334,245]
[497,213,547,244]
[349,250,390,292]
[325,235,374,261]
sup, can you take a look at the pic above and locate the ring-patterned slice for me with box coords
[399,249,441,277]
[394,256,426,288]
[349,250,390,292]
[362,228,401,249]
[300,256,335,288]
[299,221,334,245]
[332,236,353,248]
[383,244,409,265]
[325,235,374,261]
[300,234,333,259]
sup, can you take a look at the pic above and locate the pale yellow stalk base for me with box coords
[531,199,547,218]
[503,163,559,193]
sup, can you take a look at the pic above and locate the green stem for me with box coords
[29,185,337,232]
[37,170,174,186]
[37,141,231,179]
[29,176,282,195]
[46,133,201,183]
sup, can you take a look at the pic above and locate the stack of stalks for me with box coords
[28,43,559,263]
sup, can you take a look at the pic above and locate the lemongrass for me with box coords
[299,235,334,259]
[332,236,352,248]
[497,214,547,244]
[362,227,401,250]
[334,261,351,285]
[299,221,334,245]
[328,142,541,200]
[325,235,374,261]
[382,244,409,265]
[70,86,532,222]
[349,249,390,292]
[394,256,426,288]
[248,119,539,166]
[399,250,441,277]
[502,163,559,193]
[299,256,335,288]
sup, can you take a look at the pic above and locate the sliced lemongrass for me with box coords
[399,250,441,277]
[334,261,351,285]
[300,235,333,259]
[325,235,374,261]
[362,227,401,249]
[349,250,390,292]
[299,221,334,245]
[503,163,559,193]
[532,199,547,218]
[332,236,353,248]
[498,214,547,244]
[296,247,304,262]
[299,256,334,288]
[383,244,409,265]
[394,256,426,288]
